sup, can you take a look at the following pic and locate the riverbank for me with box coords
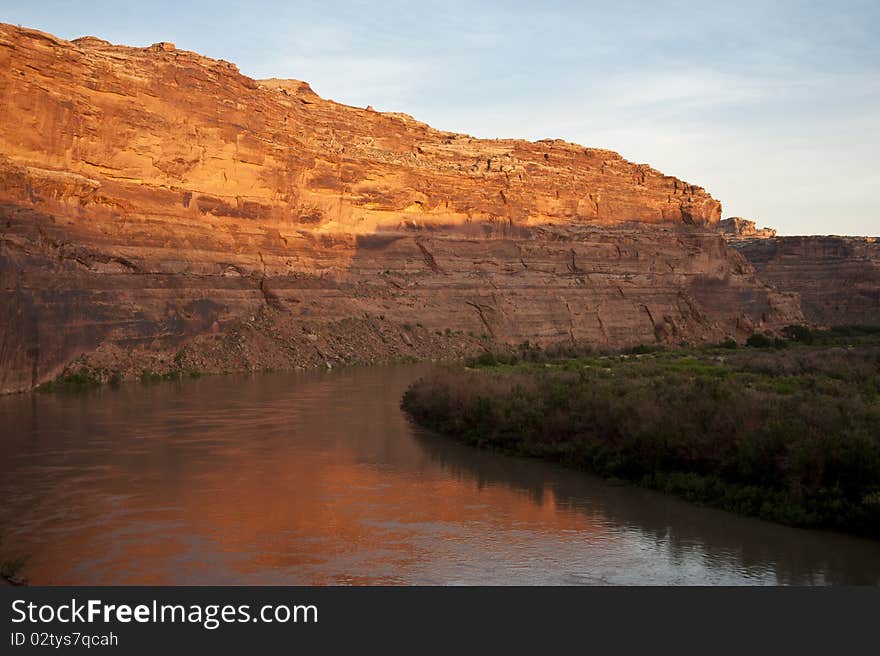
[401,327,880,537]
[30,309,493,393]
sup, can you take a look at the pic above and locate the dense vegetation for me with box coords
[401,327,880,536]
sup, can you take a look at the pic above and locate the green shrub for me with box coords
[402,339,880,536]
[782,324,815,344]
[746,333,775,348]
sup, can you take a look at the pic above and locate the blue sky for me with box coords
[2,1,878,235]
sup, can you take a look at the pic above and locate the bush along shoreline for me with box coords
[401,327,880,537]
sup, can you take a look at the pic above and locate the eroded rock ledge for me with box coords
[719,217,777,240]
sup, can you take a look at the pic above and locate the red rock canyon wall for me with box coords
[0,24,802,392]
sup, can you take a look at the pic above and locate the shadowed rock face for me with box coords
[731,237,880,327]
[0,23,802,392]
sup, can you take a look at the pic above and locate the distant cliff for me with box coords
[731,237,880,327]
[0,23,802,392]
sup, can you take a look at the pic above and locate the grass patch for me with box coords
[35,367,119,392]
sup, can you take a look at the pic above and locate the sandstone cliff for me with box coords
[0,25,722,231]
[0,23,802,393]
[731,237,880,327]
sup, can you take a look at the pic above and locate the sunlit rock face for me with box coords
[0,23,802,392]
[719,217,777,240]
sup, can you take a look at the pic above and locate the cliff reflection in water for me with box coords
[1,364,878,585]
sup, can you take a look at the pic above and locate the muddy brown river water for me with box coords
[1,364,879,585]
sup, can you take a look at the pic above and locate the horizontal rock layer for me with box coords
[731,237,880,327]
[0,23,802,392]
[0,198,802,392]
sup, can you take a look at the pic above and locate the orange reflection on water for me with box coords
[5,365,880,586]
[25,442,606,584]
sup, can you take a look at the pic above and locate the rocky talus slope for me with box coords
[0,24,802,392]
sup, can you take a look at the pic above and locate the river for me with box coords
[1,364,878,585]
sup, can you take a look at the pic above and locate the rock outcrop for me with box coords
[0,23,802,392]
[731,237,880,327]
[718,217,776,240]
